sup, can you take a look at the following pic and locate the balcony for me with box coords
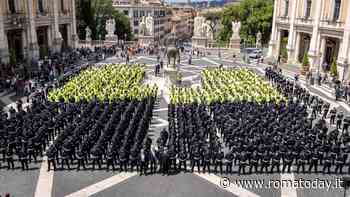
[320,19,344,29]
[278,16,289,24]
[4,13,27,29]
[295,17,313,26]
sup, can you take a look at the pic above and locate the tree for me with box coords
[76,0,133,40]
[330,58,338,78]
[203,11,221,40]
[218,0,273,44]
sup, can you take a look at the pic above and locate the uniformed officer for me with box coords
[329,108,337,125]
[282,150,293,173]
[249,151,259,174]
[238,152,248,174]
[322,153,333,174]
[19,148,29,170]
[6,148,14,170]
[260,151,270,173]
[214,151,224,174]
[335,152,346,174]
[178,150,188,172]
[308,150,319,173]
[76,149,86,171]
[191,148,201,173]
[225,151,234,174]
[336,111,344,130]
[202,150,212,173]
[270,152,280,173]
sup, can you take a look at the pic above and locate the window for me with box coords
[284,0,289,17]
[140,11,145,17]
[134,29,138,34]
[123,10,129,16]
[8,0,16,14]
[333,0,341,21]
[38,0,44,13]
[305,0,311,18]
[61,0,65,12]
[133,10,138,18]
[134,20,139,26]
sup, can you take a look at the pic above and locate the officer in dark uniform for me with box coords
[225,151,234,174]
[178,149,188,172]
[202,150,211,173]
[335,152,345,174]
[323,153,333,174]
[270,152,280,173]
[238,152,248,174]
[6,148,14,170]
[27,139,37,163]
[260,151,270,173]
[282,150,293,173]
[76,149,86,171]
[191,148,201,173]
[47,146,57,171]
[168,147,177,172]
[329,108,337,125]
[249,151,259,174]
[214,151,224,174]
[336,111,344,130]
[308,150,319,173]
[106,151,116,171]
[19,148,29,170]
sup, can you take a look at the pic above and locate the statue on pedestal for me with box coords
[85,26,92,42]
[256,31,262,48]
[145,14,154,36]
[139,16,147,36]
[105,18,115,37]
[231,21,241,40]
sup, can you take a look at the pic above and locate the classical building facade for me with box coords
[113,0,172,43]
[170,6,195,39]
[0,0,78,63]
[268,0,350,80]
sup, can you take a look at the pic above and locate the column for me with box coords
[319,36,326,72]
[338,1,350,81]
[53,0,63,52]
[308,0,323,71]
[70,0,78,48]
[294,32,301,62]
[267,0,279,58]
[27,0,40,60]
[0,4,9,63]
[286,0,298,63]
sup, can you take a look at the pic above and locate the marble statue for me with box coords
[205,21,213,40]
[231,21,241,39]
[85,26,92,41]
[145,14,154,36]
[105,18,115,36]
[256,31,262,48]
[194,16,206,37]
[140,16,147,36]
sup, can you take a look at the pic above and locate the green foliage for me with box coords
[218,0,273,43]
[9,48,17,66]
[76,0,133,41]
[301,53,310,72]
[330,58,338,78]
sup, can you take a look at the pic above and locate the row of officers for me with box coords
[2,147,347,175]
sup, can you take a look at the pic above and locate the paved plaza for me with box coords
[0,52,349,197]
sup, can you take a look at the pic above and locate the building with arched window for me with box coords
[0,0,78,64]
[268,0,350,81]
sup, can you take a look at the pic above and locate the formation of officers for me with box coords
[3,65,350,175]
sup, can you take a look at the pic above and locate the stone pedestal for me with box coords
[192,36,207,48]
[229,37,241,55]
[138,36,154,47]
[105,34,118,42]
